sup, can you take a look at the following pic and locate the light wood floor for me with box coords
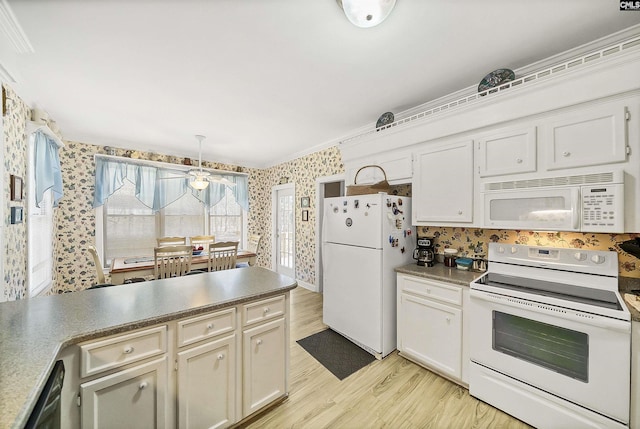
[241,286,531,429]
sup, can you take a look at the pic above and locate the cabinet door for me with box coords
[413,140,474,223]
[478,126,536,177]
[398,293,462,379]
[243,317,286,417]
[177,334,236,429]
[545,104,628,170]
[80,357,168,429]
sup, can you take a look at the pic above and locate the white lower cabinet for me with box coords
[242,317,286,417]
[397,274,468,385]
[80,356,169,428]
[177,334,236,429]
[66,293,290,429]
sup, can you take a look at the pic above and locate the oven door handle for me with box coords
[470,289,631,333]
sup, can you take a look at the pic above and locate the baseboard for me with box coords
[296,279,318,293]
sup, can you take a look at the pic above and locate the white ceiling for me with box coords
[4,1,640,168]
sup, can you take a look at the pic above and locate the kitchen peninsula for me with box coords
[0,267,297,429]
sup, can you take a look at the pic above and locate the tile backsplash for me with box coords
[417,226,640,278]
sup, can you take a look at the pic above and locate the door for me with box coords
[413,140,474,223]
[322,242,382,353]
[177,334,236,429]
[315,175,345,294]
[483,187,579,231]
[272,185,295,278]
[322,194,383,248]
[469,291,631,423]
[477,125,537,177]
[545,103,628,170]
[243,318,286,417]
[80,357,168,428]
[398,293,462,378]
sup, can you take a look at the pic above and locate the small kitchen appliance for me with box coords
[413,237,435,267]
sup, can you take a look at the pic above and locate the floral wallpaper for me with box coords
[258,147,344,285]
[417,227,640,279]
[2,85,31,301]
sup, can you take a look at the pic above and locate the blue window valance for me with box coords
[93,156,249,212]
[33,130,64,208]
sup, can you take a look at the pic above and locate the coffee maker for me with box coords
[413,237,435,267]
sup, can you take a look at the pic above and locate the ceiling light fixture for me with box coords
[338,0,396,28]
[160,135,236,190]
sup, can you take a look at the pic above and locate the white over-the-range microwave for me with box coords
[481,170,624,232]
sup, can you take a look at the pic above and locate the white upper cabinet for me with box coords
[477,126,537,177]
[413,140,474,224]
[345,149,413,186]
[544,103,628,171]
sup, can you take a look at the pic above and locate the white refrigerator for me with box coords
[322,193,414,358]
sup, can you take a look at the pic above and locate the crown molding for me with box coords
[0,0,33,54]
[339,23,640,144]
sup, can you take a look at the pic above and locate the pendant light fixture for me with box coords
[160,135,235,191]
[338,0,397,28]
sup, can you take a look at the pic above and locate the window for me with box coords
[101,181,244,266]
[210,187,243,241]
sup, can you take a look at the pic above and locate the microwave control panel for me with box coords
[581,183,624,232]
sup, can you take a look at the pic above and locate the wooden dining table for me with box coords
[109,250,257,285]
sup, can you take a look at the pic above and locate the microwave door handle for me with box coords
[571,187,580,230]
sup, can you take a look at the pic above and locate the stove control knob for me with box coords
[510,246,518,254]
[497,246,505,254]
[591,255,606,264]
[574,252,587,261]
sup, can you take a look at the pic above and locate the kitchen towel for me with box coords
[296,329,375,380]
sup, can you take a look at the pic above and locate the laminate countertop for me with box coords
[395,263,485,286]
[397,263,640,322]
[0,267,297,429]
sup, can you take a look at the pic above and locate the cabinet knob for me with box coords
[217,353,225,360]
[458,210,463,215]
[139,381,148,390]
[446,317,451,323]
[516,158,523,164]
[562,151,571,157]
[426,288,431,294]
[206,323,214,330]
[263,307,270,314]
[256,339,263,345]
[123,346,134,354]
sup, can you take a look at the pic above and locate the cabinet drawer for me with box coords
[242,295,285,326]
[177,308,236,348]
[80,326,167,378]
[401,276,463,306]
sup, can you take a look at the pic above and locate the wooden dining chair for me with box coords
[207,241,239,272]
[154,245,192,279]
[190,235,215,249]
[87,245,108,285]
[237,234,261,267]
[157,236,187,247]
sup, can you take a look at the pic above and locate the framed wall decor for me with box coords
[302,210,309,222]
[10,206,23,224]
[301,197,310,208]
[10,175,22,201]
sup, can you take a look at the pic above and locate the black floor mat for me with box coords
[296,329,376,380]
